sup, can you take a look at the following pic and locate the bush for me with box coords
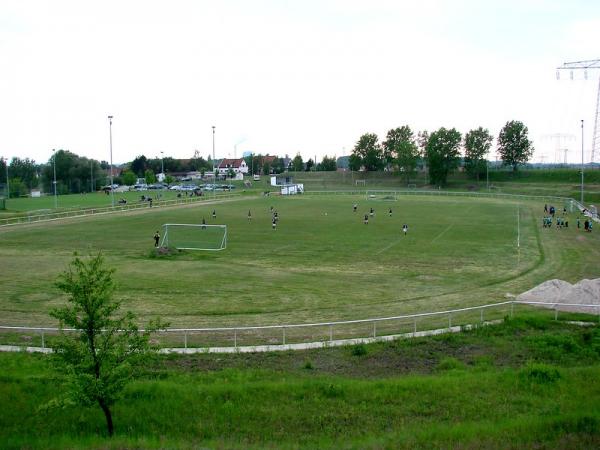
[436,357,465,371]
[303,360,314,370]
[520,363,562,384]
[351,344,368,357]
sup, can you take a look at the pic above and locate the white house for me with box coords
[217,158,248,175]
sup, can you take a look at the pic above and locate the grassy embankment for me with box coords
[1,313,599,449]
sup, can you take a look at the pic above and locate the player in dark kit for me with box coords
[153,231,160,247]
[364,214,369,225]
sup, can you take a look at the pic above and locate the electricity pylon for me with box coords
[556,59,600,163]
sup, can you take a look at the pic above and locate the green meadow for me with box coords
[1,191,600,448]
[1,314,599,449]
[1,193,598,331]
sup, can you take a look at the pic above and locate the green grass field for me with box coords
[1,193,598,331]
[1,314,599,449]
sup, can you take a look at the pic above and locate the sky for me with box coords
[1,0,600,166]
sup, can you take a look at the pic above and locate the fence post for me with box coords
[480,308,484,323]
[413,318,417,335]
[554,305,558,321]
[184,332,187,349]
[234,329,237,348]
[329,325,333,342]
[41,331,45,349]
[448,313,452,329]
[510,302,514,318]
[283,327,286,345]
[373,321,377,338]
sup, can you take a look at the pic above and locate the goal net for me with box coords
[160,223,227,251]
[366,190,398,201]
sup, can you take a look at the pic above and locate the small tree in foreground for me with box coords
[48,253,167,436]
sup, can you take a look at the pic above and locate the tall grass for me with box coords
[1,315,600,449]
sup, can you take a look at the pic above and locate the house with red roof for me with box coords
[217,158,248,175]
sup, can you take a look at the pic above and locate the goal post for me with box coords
[160,223,227,251]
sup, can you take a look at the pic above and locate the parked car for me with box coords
[169,185,182,191]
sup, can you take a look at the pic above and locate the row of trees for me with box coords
[1,152,109,197]
[350,121,534,186]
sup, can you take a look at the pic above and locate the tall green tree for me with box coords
[144,169,156,185]
[348,153,362,171]
[292,154,304,172]
[425,127,462,186]
[305,158,315,172]
[317,155,337,171]
[383,126,420,184]
[464,127,493,181]
[9,157,39,190]
[352,133,383,171]
[49,253,167,437]
[130,155,148,177]
[121,170,136,186]
[497,120,534,171]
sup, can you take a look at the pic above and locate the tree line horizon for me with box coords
[1,120,533,195]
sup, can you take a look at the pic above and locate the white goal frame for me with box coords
[160,223,227,251]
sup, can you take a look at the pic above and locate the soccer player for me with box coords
[248,210,252,221]
[388,207,392,217]
[577,217,581,229]
[153,231,160,247]
[201,218,206,230]
[353,204,358,212]
[402,224,408,235]
[364,214,369,225]
[272,217,277,230]
[370,207,374,217]
[212,209,216,219]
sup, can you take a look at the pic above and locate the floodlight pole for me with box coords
[3,157,9,199]
[160,151,164,180]
[486,158,489,191]
[581,119,584,204]
[52,149,57,208]
[212,125,216,198]
[108,115,115,207]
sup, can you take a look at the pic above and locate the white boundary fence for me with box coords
[0,192,241,227]
[1,301,598,352]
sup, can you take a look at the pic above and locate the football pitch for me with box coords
[1,194,598,328]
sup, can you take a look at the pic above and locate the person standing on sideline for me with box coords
[153,231,160,247]
[402,224,408,235]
